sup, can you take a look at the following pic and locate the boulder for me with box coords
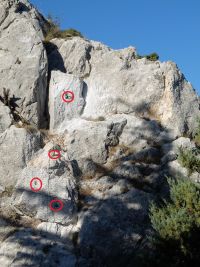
[49,71,85,131]
[162,137,195,154]
[0,0,48,127]
[167,160,188,178]
[12,143,78,225]
[0,125,42,188]
[62,119,109,166]
[37,222,77,246]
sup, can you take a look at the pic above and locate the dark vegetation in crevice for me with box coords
[0,88,24,123]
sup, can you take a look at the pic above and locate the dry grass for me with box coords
[108,144,135,158]
[14,122,38,134]
[82,116,105,122]
[0,186,14,198]
[0,206,41,229]
[79,186,93,197]
[44,15,83,42]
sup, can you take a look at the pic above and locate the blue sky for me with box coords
[31,0,200,94]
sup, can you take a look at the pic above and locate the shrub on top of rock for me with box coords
[136,52,159,61]
[44,15,83,42]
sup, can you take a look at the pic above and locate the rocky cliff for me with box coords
[0,1,199,266]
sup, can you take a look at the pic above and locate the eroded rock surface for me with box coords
[49,71,85,131]
[0,0,48,127]
[48,37,199,136]
[0,126,42,188]
[12,142,78,225]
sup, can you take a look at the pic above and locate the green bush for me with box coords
[193,119,200,146]
[136,52,159,61]
[148,178,200,266]
[45,15,83,42]
[178,147,200,175]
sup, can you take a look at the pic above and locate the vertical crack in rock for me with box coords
[105,119,128,161]
[82,45,93,79]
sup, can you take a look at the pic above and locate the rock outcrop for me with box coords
[0,0,48,127]
[48,38,199,136]
[0,1,199,266]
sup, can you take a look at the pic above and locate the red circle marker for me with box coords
[49,199,64,212]
[30,177,42,192]
[61,91,74,103]
[48,149,61,160]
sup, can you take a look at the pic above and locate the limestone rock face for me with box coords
[0,228,76,267]
[48,37,199,136]
[12,142,78,225]
[0,125,42,187]
[0,102,12,134]
[78,188,153,266]
[49,71,86,131]
[0,0,48,127]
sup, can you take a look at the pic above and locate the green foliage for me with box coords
[150,178,200,238]
[44,15,83,42]
[148,178,200,266]
[51,144,61,151]
[178,147,200,175]
[193,118,200,146]
[136,52,159,61]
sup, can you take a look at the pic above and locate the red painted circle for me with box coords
[49,199,64,212]
[48,149,61,160]
[30,177,42,192]
[61,91,74,103]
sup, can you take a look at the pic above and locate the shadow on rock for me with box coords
[0,214,76,267]
[44,42,66,74]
